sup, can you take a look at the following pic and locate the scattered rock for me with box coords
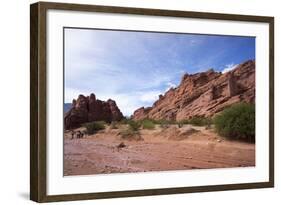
[117,142,126,149]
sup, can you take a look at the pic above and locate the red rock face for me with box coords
[133,107,153,120]
[133,60,255,121]
[64,93,123,129]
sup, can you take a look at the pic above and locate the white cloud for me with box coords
[222,63,238,73]
[64,88,88,103]
[101,93,143,117]
[96,91,159,117]
[139,91,161,103]
[165,82,177,91]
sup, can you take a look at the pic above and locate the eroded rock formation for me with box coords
[64,93,123,129]
[133,60,255,121]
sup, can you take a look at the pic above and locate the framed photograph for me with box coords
[30,1,274,202]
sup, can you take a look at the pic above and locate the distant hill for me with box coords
[64,103,72,113]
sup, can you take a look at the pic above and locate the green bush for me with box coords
[178,119,190,125]
[154,119,169,128]
[120,117,131,124]
[188,116,212,126]
[150,119,162,124]
[141,119,155,129]
[128,120,141,131]
[83,121,106,134]
[214,103,255,142]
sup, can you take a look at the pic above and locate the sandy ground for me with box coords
[63,125,255,176]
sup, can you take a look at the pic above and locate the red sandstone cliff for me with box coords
[133,60,255,121]
[64,93,123,129]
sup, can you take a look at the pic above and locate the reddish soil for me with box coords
[63,125,255,176]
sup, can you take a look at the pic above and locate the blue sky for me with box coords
[64,28,255,116]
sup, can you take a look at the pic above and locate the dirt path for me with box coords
[63,125,255,176]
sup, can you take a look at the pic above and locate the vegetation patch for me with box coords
[214,103,255,142]
[141,119,155,130]
[178,119,190,125]
[177,117,213,126]
[83,121,106,134]
[120,117,131,124]
[152,119,176,128]
[117,119,143,140]
[128,120,141,131]
[188,116,212,126]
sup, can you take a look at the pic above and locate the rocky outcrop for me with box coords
[64,93,123,129]
[133,60,255,121]
[133,107,152,120]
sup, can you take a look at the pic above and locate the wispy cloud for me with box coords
[165,82,177,91]
[222,63,238,73]
[139,91,161,103]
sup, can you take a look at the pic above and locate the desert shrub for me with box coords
[120,117,131,124]
[214,103,255,142]
[178,119,190,124]
[204,117,213,126]
[150,119,176,129]
[158,120,170,128]
[188,116,212,126]
[168,120,177,124]
[119,129,142,141]
[177,119,193,128]
[153,119,164,124]
[128,120,141,131]
[83,121,105,134]
[141,119,155,129]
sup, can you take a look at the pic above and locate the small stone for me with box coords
[117,142,126,149]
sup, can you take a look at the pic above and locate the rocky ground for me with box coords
[63,125,255,176]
